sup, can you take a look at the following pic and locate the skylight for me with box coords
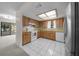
[38,9,57,20]
[45,10,56,16]
[38,14,47,18]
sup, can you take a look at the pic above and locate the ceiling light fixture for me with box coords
[38,14,47,18]
[45,10,56,16]
[37,9,57,20]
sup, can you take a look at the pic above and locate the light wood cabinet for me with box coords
[59,18,64,27]
[29,19,39,27]
[55,18,64,27]
[22,16,40,45]
[22,16,30,26]
[39,17,64,29]
[22,32,31,45]
[55,19,60,26]
[34,20,39,27]
[37,31,56,41]
[39,21,48,28]
[22,16,39,27]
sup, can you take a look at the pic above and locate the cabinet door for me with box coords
[59,18,64,27]
[34,20,39,27]
[55,18,64,28]
[55,19,58,25]
[29,19,39,27]
[33,20,39,27]
[51,31,55,40]
[37,31,41,38]
[22,16,29,26]
[39,21,43,28]
[22,32,31,45]
[41,21,48,28]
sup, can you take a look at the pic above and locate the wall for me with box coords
[16,3,34,47]
[71,3,75,55]
[65,3,71,56]
[0,22,1,36]
[16,11,23,47]
[0,17,16,23]
[65,2,75,56]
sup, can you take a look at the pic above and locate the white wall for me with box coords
[16,11,23,47]
[16,3,30,47]
[65,3,72,56]
[0,17,16,23]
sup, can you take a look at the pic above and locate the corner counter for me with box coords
[38,28,64,32]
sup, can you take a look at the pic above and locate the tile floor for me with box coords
[21,38,65,56]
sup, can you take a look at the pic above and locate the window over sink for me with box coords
[47,20,56,29]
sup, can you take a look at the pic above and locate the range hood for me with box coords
[29,22,36,26]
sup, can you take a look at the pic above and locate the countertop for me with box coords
[38,28,64,32]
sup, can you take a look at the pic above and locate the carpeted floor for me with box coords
[0,43,29,56]
[0,35,29,56]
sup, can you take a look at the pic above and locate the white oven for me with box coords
[26,25,37,42]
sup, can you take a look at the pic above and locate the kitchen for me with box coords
[0,2,76,56]
[22,16,64,45]
[16,2,69,56]
[21,15,65,56]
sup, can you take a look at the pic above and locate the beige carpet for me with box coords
[0,43,29,56]
[0,35,29,56]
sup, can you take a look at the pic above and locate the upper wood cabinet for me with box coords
[39,17,64,29]
[29,19,39,27]
[55,18,64,28]
[34,20,39,27]
[22,16,39,27]
[39,21,48,28]
[22,16,30,26]
[59,18,64,27]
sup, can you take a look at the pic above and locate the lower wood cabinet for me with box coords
[37,31,56,41]
[22,32,31,45]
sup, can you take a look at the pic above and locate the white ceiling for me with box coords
[0,2,69,21]
[0,2,24,16]
[21,2,69,21]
